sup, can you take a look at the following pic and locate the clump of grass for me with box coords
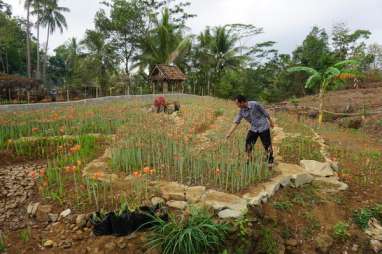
[332,222,349,240]
[273,200,293,211]
[303,212,321,238]
[279,136,324,164]
[353,204,382,229]
[0,233,6,253]
[19,227,31,243]
[257,227,278,254]
[146,207,229,254]
[214,108,225,117]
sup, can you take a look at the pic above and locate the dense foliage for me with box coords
[1,0,382,101]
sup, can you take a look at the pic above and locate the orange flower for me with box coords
[94,171,104,180]
[149,169,155,175]
[215,168,221,175]
[32,127,39,133]
[143,167,151,174]
[39,168,46,177]
[65,165,77,173]
[59,126,65,134]
[133,171,141,177]
[29,170,37,178]
[69,144,81,154]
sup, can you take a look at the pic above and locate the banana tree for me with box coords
[288,59,358,125]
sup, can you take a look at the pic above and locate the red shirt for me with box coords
[154,96,166,108]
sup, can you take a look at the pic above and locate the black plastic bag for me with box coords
[91,212,113,236]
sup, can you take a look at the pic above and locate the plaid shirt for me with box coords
[234,101,270,133]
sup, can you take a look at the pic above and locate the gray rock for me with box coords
[60,209,71,219]
[370,240,382,253]
[291,173,314,188]
[185,186,206,202]
[36,205,53,222]
[166,200,187,210]
[76,214,87,228]
[48,213,59,223]
[300,160,334,177]
[151,197,165,206]
[218,209,243,219]
[160,181,187,201]
[202,190,247,213]
[43,239,55,248]
[27,202,40,216]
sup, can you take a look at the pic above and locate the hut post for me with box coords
[27,91,30,104]
[8,88,11,102]
[66,89,70,101]
[163,81,168,94]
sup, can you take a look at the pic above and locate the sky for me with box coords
[5,0,382,54]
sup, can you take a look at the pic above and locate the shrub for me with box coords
[146,207,229,254]
[332,222,349,240]
[257,227,278,254]
[273,201,293,211]
[353,204,382,229]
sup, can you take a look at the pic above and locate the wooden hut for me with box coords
[149,64,187,93]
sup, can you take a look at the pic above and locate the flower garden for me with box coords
[0,96,270,213]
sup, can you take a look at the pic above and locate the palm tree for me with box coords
[40,0,69,83]
[288,60,358,125]
[195,26,245,94]
[24,0,33,78]
[136,8,191,71]
[31,0,42,79]
[81,30,118,95]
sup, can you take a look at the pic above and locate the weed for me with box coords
[279,136,324,164]
[19,227,31,243]
[273,200,293,211]
[0,233,6,253]
[146,207,229,254]
[353,204,382,229]
[332,222,349,240]
[257,227,278,254]
[214,108,225,117]
[303,212,320,238]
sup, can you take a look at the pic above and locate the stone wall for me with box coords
[0,94,197,112]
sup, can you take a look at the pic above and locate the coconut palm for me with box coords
[24,0,33,78]
[288,60,358,125]
[40,0,69,83]
[31,0,42,79]
[135,8,191,71]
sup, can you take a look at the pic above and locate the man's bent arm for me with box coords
[226,123,239,139]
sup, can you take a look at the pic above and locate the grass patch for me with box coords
[273,200,293,211]
[279,136,324,164]
[302,212,321,238]
[257,227,279,254]
[146,207,229,254]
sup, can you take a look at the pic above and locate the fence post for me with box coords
[27,91,30,104]
[66,89,70,101]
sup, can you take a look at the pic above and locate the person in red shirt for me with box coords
[154,96,167,113]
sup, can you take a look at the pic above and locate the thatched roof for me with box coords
[0,74,40,90]
[150,64,187,82]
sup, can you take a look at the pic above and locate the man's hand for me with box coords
[226,124,238,140]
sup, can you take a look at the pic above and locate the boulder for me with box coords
[27,202,40,216]
[151,197,165,206]
[159,181,187,201]
[202,190,247,213]
[290,173,314,188]
[76,214,87,228]
[48,213,59,223]
[300,160,334,177]
[35,205,53,222]
[60,209,71,219]
[166,200,187,210]
[43,240,55,248]
[185,186,206,203]
[218,209,243,219]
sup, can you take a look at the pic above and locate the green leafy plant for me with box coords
[19,227,31,243]
[146,207,229,254]
[0,233,6,253]
[257,227,278,254]
[288,60,358,125]
[273,200,293,211]
[332,222,349,240]
[353,204,382,229]
[303,212,320,238]
[214,108,225,117]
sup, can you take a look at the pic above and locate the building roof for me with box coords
[0,74,40,90]
[150,64,187,81]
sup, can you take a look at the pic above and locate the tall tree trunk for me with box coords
[26,2,32,78]
[43,24,50,84]
[318,86,325,126]
[36,10,41,80]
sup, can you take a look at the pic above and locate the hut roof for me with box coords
[0,74,40,90]
[150,64,187,81]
